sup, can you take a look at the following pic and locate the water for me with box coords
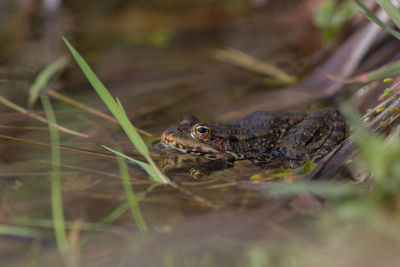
[0,1,323,265]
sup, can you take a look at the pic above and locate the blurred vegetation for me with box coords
[127,29,173,49]
[313,0,356,42]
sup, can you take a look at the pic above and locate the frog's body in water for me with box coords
[161,108,347,163]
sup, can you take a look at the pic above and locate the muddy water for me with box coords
[0,1,325,266]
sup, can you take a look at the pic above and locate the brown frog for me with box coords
[161,108,347,163]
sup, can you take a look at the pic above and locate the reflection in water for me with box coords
[158,151,231,180]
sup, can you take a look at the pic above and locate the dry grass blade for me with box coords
[0,125,48,130]
[214,48,297,84]
[0,94,88,138]
[39,160,126,179]
[66,219,83,266]
[0,134,114,159]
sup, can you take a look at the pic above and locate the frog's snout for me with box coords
[160,130,173,144]
[160,125,182,146]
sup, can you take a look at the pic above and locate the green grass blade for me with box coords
[63,38,122,119]
[63,38,147,154]
[29,56,68,108]
[63,37,170,184]
[144,156,171,184]
[116,155,149,235]
[40,94,68,254]
[0,225,43,239]
[356,0,400,40]
[114,97,149,156]
[102,145,167,183]
[114,98,171,183]
[375,0,400,29]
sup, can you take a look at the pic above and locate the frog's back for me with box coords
[216,111,307,136]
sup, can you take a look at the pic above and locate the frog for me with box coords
[160,108,347,164]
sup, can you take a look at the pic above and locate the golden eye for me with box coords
[191,124,211,140]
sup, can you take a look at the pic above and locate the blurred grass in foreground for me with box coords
[40,94,68,256]
[29,57,68,108]
[116,154,148,235]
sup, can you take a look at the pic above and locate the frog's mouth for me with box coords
[161,132,234,161]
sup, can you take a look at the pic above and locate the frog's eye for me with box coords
[191,124,211,140]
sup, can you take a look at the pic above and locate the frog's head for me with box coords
[161,115,237,161]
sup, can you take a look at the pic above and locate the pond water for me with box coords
[0,0,332,266]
